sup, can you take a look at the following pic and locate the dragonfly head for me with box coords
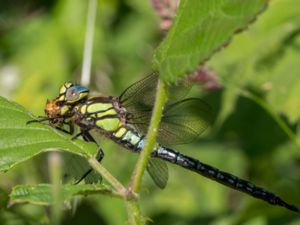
[44,82,89,123]
[44,99,66,126]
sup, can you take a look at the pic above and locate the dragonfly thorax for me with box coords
[74,98,124,132]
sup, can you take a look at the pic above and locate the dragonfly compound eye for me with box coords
[59,82,73,95]
[65,85,89,103]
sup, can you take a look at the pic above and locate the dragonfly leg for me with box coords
[74,146,104,184]
[74,169,93,184]
[71,131,84,140]
[95,146,105,162]
[64,120,74,134]
[27,116,74,135]
[71,126,92,140]
[74,130,104,184]
[51,120,74,135]
[81,130,104,162]
[53,125,74,135]
[26,116,51,124]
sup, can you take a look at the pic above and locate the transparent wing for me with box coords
[119,73,158,112]
[126,98,212,146]
[146,158,169,189]
[119,74,194,136]
[158,98,212,145]
[120,73,192,106]
[119,74,156,138]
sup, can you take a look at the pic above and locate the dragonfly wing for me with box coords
[120,73,192,106]
[119,74,156,134]
[158,98,212,145]
[147,158,169,189]
[120,74,195,137]
[128,98,212,146]
[120,73,158,111]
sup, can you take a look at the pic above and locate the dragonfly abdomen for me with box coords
[153,147,299,212]
[112,127,145,152]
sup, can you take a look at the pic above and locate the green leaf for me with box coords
[208,0,300,125]
[153,0,268,83]
[10,184,115,205]
[0,96,98,172]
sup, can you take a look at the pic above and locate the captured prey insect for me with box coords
[28,74,299,212]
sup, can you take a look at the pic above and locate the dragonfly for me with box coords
[28,74,299,212]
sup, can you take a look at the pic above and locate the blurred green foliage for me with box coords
[153,0,267,83]
[0,0,300,225]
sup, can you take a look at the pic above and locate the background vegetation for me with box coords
[0,0,300,224]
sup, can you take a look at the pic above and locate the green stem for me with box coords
[130,79,168,193]
[88,158,127,196]
[49,152,63,225]
[125,199,145,225]
[125,79,168,224]
[240,90,300,148]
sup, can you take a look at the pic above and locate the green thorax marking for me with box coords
[74,96,150,150]
[78,97,122,132]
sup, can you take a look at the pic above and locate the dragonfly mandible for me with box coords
[28,74,299,212]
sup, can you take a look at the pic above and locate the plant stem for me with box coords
[240,90,300,148]
[124,79,167,224]
[125,199,145,225]
[81,0,97,86]
[130,79,168,193]
[88,157,127,195]
[49,152,63,225]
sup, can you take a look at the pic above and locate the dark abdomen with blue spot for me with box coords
[152,147,298,212]
[112,126,298,212]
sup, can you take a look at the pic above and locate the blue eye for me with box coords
[65,85,89,102]
[70,85,89,93]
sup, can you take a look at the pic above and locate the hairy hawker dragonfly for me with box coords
[29,74,298,212]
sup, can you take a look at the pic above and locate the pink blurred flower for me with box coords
[188,66,222,91]
[151,0,179,32]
